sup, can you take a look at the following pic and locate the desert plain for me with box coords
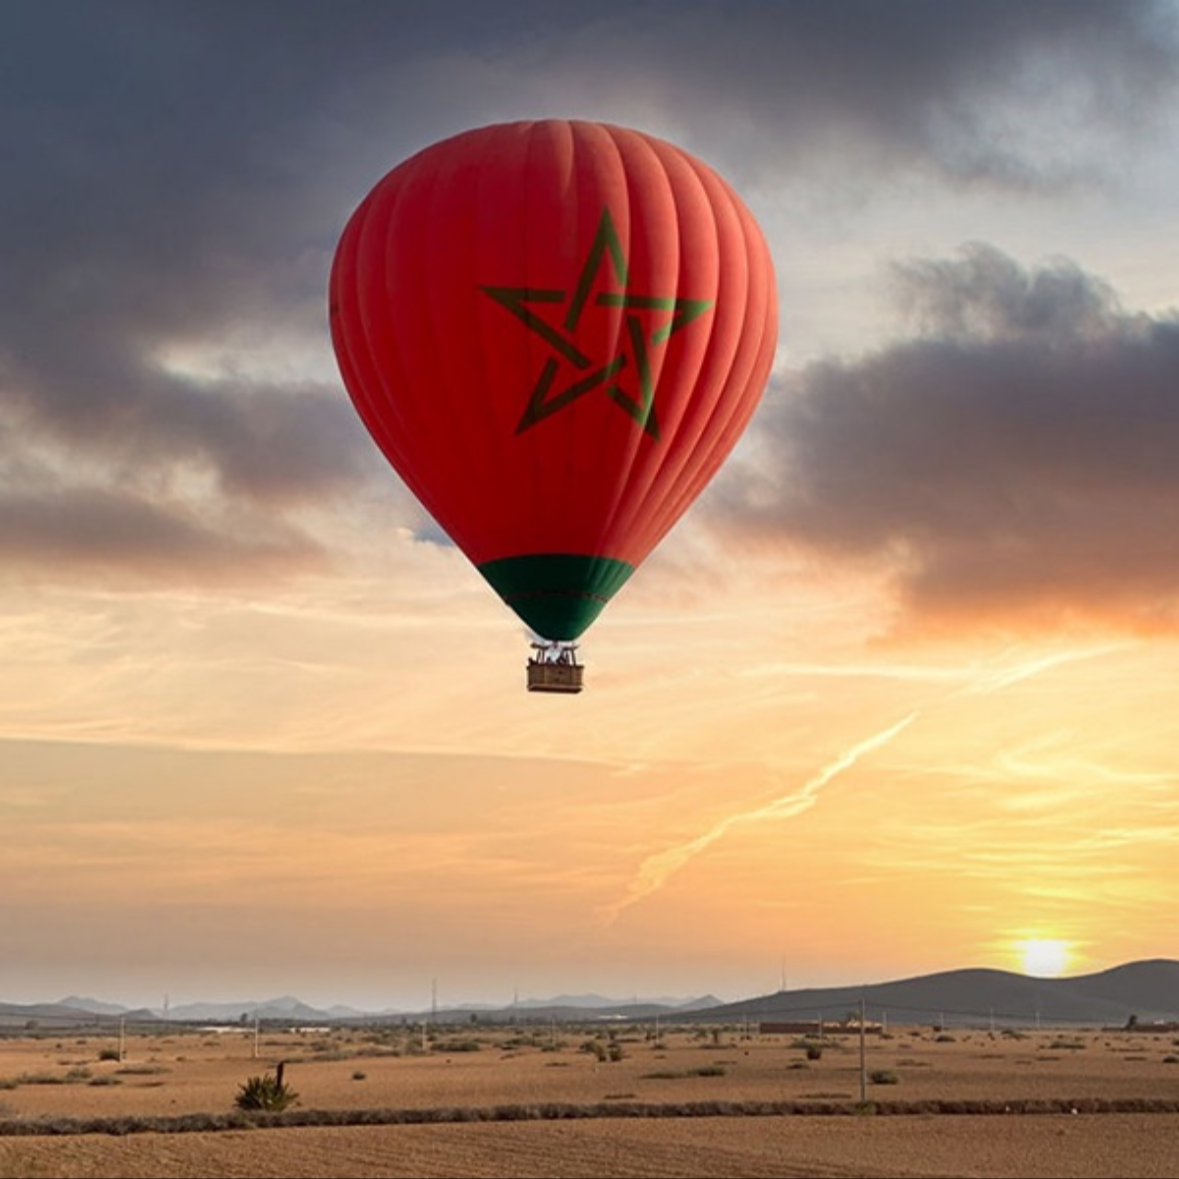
[1,1020,1177,1178]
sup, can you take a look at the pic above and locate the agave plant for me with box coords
[234,1071,299,1112]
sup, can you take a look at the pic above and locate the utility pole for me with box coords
[858,997,867,1105]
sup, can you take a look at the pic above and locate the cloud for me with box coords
[1,3,1175,587]
[0,367,379,583]
[602,711,917,923]
[0,484,328,585]
[540,0,1178,191]
[715,244,1179,635]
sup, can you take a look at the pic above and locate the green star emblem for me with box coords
[480,208,712,441]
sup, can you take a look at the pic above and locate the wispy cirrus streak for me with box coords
[601,712,918,924]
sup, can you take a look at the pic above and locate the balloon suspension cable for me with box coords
[529,640,580,665]
[526,640,584,694]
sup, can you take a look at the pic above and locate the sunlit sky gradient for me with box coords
[3,1,1178,1012]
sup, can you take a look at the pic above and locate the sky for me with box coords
[2,0,1178,1013]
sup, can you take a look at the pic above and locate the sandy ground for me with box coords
[1,1024,1177,1177]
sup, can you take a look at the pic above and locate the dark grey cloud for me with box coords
[0,1,1175,585]
[0,361,377,581]
[539,0,1178,191]
[716,245,1179,635]
[0,483,326,585]
[8,367,373,506]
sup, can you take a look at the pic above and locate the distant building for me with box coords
[758,1020,882,1036]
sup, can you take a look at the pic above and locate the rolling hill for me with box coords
[681,959,1179,1029]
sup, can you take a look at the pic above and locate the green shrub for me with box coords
[581,1039,608,1061]
[869,1069,900,1085]
[234,1072,299,1112]
[640,1065,727,1080]
[435,1038,482,1053]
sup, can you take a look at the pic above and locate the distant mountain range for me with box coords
[2,960,1175,1030]
[0,990,721,1028]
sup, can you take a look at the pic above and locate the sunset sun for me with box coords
[1015,938,1072,978]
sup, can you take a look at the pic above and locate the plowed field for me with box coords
[1,1024,1177,1177]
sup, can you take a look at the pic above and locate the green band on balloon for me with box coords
[477,553,635,642]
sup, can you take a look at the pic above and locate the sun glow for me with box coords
[1014,937,1073,978]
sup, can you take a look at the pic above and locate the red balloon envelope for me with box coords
[329,119,777,652]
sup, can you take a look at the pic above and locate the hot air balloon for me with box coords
[329,120,777,692]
